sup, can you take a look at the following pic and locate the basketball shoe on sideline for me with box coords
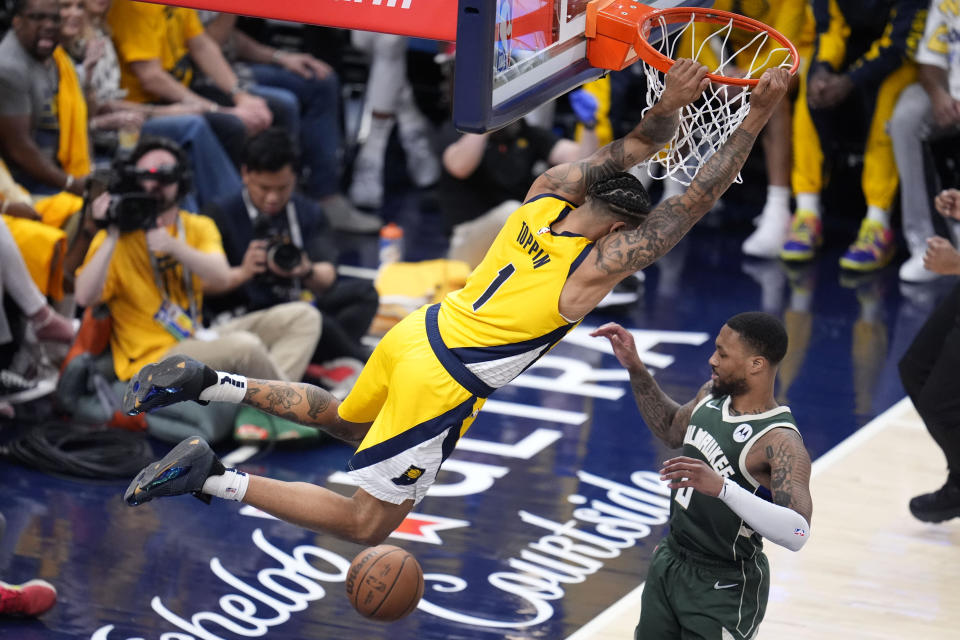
[839,219,895,271]
[898,252,940,283]
[124,436,225,506]
[909,478,960,523]
[322,193,384,234]
[742,204,790,259]
[0,579,57,617]
[780,209,822,262]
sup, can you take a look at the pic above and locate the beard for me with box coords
[711,374,749,398]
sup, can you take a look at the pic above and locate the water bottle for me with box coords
[378,222,404,267]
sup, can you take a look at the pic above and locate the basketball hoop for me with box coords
[586,1,799,185]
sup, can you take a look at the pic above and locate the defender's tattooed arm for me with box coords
[753,427,814,524]
[590,322,712,449]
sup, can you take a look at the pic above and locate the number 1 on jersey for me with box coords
[472,263,516,311]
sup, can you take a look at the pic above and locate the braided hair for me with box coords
[586,172,652,226]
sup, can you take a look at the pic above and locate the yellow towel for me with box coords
[53,46,90,178]
[3,215,67,301]
[36,47,90,229]
[370,259,472,335]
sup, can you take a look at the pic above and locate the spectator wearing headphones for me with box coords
[74,136,320,383]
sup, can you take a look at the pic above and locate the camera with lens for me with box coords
[88,163,183,233]
[252,215,304,274]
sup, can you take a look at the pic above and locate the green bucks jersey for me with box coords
[669,393,800,563]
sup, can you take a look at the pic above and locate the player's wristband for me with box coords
[717,478,810,552]
[202,468,249,501]
[198,372,248,404]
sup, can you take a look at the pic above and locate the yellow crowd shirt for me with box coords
[78,211,224,380]
[107,1,205,104]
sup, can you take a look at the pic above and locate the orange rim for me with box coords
[636,6,800,86]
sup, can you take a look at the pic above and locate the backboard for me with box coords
[453,0,714,133]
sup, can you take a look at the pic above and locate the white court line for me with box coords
[564,395,915,640]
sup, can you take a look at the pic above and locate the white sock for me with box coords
[360,115,395,161]
[198,372,247,404]
[865,205,890,227]
[202,468,249,501]
[795,193,820,216]
[765,185,791,211]
[791,290,812,312]
[395,85,427,136]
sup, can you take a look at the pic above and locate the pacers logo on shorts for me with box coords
[391,465,426,486]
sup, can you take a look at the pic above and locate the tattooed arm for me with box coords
[754,427,814,523]
[589,68,791,277]
[243,379,366,447]
[590,322,711,448]
[558,68,791,320]
[631,377,712,449]
[525,59,709,204]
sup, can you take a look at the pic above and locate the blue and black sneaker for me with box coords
[123,355,218,415]
[124,437,224,506]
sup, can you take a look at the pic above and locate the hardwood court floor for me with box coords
[569,398,960,640]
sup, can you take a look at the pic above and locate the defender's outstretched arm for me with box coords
[591,322,711,448]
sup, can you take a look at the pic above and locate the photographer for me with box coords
[205,128,378,375]
[74,136,320,383]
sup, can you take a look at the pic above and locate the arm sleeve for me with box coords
[847,0,928,87]
[915,2,950,69]
[718,478,811,552]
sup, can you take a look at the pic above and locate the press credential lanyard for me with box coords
[148,214,198,323]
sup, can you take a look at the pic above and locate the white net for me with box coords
[636,12,795,186]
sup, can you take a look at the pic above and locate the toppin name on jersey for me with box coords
[516,221,551,269]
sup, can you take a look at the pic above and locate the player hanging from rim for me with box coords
[591,314,812,640]
[121,61,792,546]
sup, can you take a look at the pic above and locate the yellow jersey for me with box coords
[107,1,205,104]
[432,194,592,397]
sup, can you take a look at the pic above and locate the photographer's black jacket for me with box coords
[203,192,338,314]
